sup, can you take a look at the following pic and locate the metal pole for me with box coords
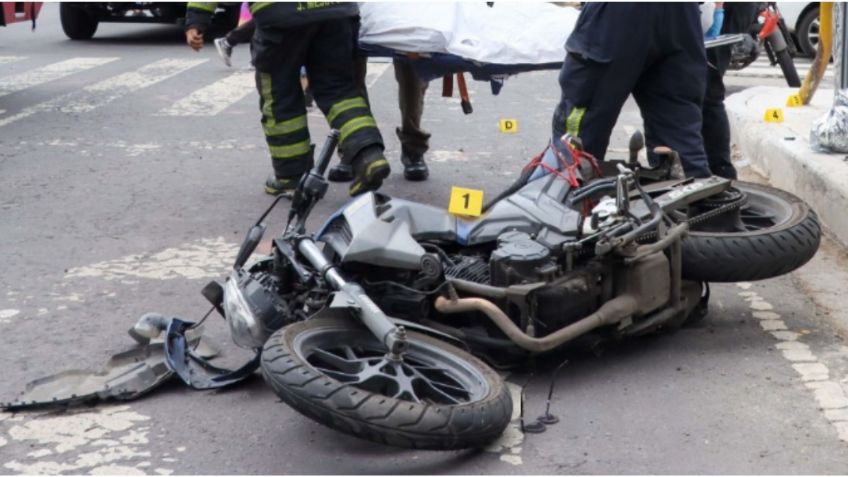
[811,3,848,152]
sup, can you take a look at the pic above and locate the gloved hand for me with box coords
[705,7,725,39]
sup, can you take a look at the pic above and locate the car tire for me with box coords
[59,3,98,40]
[797,6,820,58]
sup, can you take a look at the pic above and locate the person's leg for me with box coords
[253,28,313,196]
[633,6,711,178]
[226,19,255,46]
[306,18,387,196]
[215,19,256,67]
[393,56,431,180]
[327,54,368,183]
[551,52,641,162]
[701,48,736,179]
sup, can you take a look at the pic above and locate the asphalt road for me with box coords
[2,5,848,474]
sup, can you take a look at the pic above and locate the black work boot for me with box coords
[349,145,390,196]
[327,160,354,182]
[264,174,298,198]
[401,148,429,181]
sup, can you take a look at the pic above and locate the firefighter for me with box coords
[185,2,389,197]
[552,3,712,178]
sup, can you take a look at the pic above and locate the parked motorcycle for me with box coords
[207,130,820,450]
[731,2,801,87]
[760,2,801,87]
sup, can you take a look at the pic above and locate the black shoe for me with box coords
[349,146,390,196]
[328,162,354,182]
[264,174,297,197]
[214,38,233,67]
[401,149,429,181]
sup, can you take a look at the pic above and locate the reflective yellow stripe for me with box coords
[565,106,586,138]
[258,73,307,137]
[260,72,274,122]
[339,116,377,143]
[269,140,311,159]
[327,97,368,124]
[264,115,307,136]
[250,2,273,13]
[366,159,388,176]
[188,2,217,13]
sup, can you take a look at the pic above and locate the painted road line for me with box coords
[365,62,391,88]
[737,283,848,443]
[157,70,254,116]
[0,57,118,97]
[65,237,237,281]
[0,405,170,474]
[0,56,26,65]
[0,58,207,128]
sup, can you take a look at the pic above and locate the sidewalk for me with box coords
[726,86,848,248]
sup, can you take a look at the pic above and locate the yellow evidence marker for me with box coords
[786,94,803,107]
[764,108,784,123]
[499,119,518,133]
[448,186,484,217]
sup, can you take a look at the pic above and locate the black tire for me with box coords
[775,47,801,87]
[681,182,820,283]
[261,318,512,450]
[59,3,98,40]
[796,7,820,58]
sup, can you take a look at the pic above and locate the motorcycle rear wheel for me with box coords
[261,318,512,450]
[681,182,820,283]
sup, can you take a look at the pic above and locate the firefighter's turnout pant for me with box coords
[552,3,711,178]
[253,18,384,180]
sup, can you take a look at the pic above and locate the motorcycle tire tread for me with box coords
[261,318,513,450]
[681,183,821,283]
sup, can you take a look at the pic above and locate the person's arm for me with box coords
[705,2,725,39]
[184,2,217,51]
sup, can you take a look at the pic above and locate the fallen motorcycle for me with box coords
[201,130,819,450]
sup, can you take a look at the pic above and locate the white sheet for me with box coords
[358,2,579,65]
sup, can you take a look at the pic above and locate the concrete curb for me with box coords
[726,86,848,247]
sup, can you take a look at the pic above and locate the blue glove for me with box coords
[705,8,725,39]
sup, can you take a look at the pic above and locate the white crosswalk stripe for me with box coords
[0,58,207,128]
[0,58,396,126]
[0,56,26,65]
[157,69,254,116]
[726,57,834,80]
[0,57,118,97]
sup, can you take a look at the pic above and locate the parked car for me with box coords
[1,2,41,28]
[59,2,239,40]
[779,2,820,57]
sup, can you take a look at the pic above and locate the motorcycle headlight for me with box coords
[223,273,265,349]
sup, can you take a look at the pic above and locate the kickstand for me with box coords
[519,372,546,434]
[537,359,568,425]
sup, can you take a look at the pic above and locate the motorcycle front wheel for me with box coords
[681,182,820,283]
[261,318,512,450]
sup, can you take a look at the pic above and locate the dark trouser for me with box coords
[226,19,255,46]
[702,49,736,179]
[392,57,430,155]
[252,18,383,180]
[350,56,430,159]
[552,4,711,178]
[701,3,758,180]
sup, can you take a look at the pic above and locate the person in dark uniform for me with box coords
[329,56,431,183]
[552,3,712,178]
[701,2,759,179]
[185,2,389,197]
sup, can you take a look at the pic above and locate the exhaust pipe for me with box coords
[434,294,638,353]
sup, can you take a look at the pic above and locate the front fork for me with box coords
[296,237,409,356]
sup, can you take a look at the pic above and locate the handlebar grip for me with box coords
[314,130,340,176]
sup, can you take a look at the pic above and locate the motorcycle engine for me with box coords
[444,231,606,330]
[489,231,558,287]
